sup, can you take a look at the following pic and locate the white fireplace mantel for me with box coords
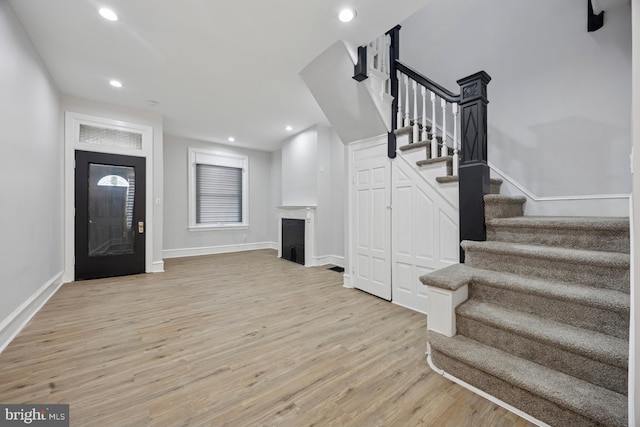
[276,206,316,267]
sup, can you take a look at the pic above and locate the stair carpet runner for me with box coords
[396,125,630,426]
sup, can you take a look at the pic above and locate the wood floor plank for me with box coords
[0,250,534,426]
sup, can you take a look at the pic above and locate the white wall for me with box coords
[269,150,282,243]
[331,130,346,258]
[316,126,333,258]
[401,0,632,200]
[61,95,164,272]
[0,2,62,346]
[281,127,318,206]
[163,135,273,256]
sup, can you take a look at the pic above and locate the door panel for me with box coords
[353,154,391,301]
[75,150,146,280]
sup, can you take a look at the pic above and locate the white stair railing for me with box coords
[395,65,461,169]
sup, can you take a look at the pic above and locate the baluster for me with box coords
[441,99,448,157]
[384,37,391,94]
[431,92,437,158]
[452,103,459,174]
[397,71,403,127]
[412,80,419,143]
[404,75,410,127]
[374,37,379,71]
[421,87,428,142]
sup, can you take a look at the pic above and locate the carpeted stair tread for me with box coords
[435,176,503,195]
[484,194,526,219]
[486,215,629,231]
[486,215,630,253]
[461,240,629,269]
[462,240,630,292]
[435,175,503,185]
[398,141,430,151]
[484,194,526,204]
[457,300,628,368]
[428,332,627,427]
[421,264,629,313]
[416,155,452,167]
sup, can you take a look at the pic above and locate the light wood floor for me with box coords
[0,250,533,426]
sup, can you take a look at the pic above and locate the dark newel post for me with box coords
[386,25,401,159]
[352,46,368,82]
[457,71,491,262]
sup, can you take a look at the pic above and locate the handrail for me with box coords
[395,61,460,103]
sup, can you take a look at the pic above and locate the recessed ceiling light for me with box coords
[109,80,122,88]
[228,137,235,142]
[285,126,293,131]
[99,8,118,22]
[338,8,356,23]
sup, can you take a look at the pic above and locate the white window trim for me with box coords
[188,147,249,231]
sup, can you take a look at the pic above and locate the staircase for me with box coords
[421,194,630,426]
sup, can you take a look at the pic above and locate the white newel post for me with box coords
[276,206,316,267]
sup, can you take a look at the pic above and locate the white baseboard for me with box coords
[0,271,64,354]
[343,274,353,289]
[163,242,277,259]
[150,261,165,273]
[426,343,550,427]
[313,255,345,267]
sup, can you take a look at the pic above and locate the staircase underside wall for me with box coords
[300,41,389,145]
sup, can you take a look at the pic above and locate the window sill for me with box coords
[189,224,250,232]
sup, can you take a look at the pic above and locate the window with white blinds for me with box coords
[196,164,242,224]
[188,148,248,230]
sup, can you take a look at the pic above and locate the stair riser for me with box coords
[430,350,604,427]
[469,284,629,339]
[486,226,629,254]
[456,316,628,395]
[484,200,525,220]
[464,249,629,293]
[489,182,501,194]
[416,157,453,176]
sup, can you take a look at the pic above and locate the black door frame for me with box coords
[75,150,146,280]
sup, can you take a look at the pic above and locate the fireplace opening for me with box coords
[282,218,305,265]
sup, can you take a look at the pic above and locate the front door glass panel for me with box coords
[88,164,136,257]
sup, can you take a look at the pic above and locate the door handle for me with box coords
[138,221,144,233]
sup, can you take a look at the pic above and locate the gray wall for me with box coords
[0,2,62,324]
[281,127,318,206]
[163,135,273,252]
[400,0,632,197]
[269,150,282,243]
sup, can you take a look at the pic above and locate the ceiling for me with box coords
[9,0,431,151]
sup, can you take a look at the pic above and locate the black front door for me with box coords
[75,150,146,280]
